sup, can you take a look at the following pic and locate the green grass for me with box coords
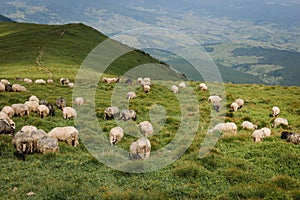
[0,22,300,199]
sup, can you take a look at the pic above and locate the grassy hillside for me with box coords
[0,22,300,199]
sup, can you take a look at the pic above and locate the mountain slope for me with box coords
[0,14,14,22]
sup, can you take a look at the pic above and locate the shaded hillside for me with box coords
[0,14,14,22]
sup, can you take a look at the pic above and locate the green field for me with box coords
[0,22,300,199]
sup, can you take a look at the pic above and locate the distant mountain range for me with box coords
[0,1,299,86]
[0,14,14,22]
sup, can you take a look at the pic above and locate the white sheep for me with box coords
[62,107,77,119]
[24,100,39,114]
[286,133,300,145]
[120,109,137,121]
[129,137,151,160]
[35,79,46,84]
[74,97,84,105]
[272,117,288,128]
[37,105,49,118]
[235,99,244,109]
[143,84,150,93]
[60,78,70,85]
[230,102,239,112]
[138,121,154,137]
[272,106,280,117]
[137,77,143,83]
[12,84,27,92]
[104,107,120,120]
[0,111,15,130]
[21,125,38,134]
[29,95,39,102]
[127,91,137,100]
[11,104,28,117]
[241,121,258,130]
[210,122,237,135]
[0,83,5,91]
[104,77,120,84]
[23,78,33,84]
[179,82,186,89]
[48,126,79,146]
[208,95,222,103]
[12,131,34,159]
[141,78,151,86]
[37,135,59,154]
[199,83,208,90]
[171,85,179,94]
[1,79,10,85]
[252,128,272,142]
[109,127,124,146]
[47,79,54,84]
[68,82,74,88]
[1,106,15,118]
[261,127,271,137]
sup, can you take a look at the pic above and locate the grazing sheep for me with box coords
[129,137,151,160]
[74,97,84,105]
[272,106,280,117]
[29,95,39,102]
[127,91,137,100]
[0,120,14,135]
[1,106,15,118]
[120,109,137,121]
[272,117,288,128]
[251,129,265,142]
[137,77,143,83]
[56,97,67,110]
[37,136,59,154]
[37,105,49,118]
[208,95,222,103]
[261,127,271,137]
[138,121,154,137]
[23,78,33,84]
[104,107,120,120]
[12,84,27,92]
[212,101,222,112]
[210,122,237,135]
[241,121,258,130]
[68,82,74,88]
[104,77,120,84]
[39,99,48,105]
[11,104,28,117]
[109,127,124,146]
[281,132,300,145]
[30,129,47,152]
[235,99,244,109]
[62,107,77,119]
[143,84,151,93]
[230,102,239,112]
[179,82,186,89]
[171,85,179,94]
[0,83,5,91]
[24,100,39,114]
[47,79,54,84]
[46,103,55,116]
[141,78,151,86]
[35,79,46,84]
[0,112,15,130]
[1,79,10,85]
[21,125,38,134]
[48,126,79,146]
[12,131,34,160]
[5,84,12,92]
[199,83,208,91]
[60,78,70,85]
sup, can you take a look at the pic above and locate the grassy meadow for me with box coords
[0,22,300,199]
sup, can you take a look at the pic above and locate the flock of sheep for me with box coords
[0,76,299,161]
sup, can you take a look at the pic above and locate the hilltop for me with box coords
[0,14,14,22]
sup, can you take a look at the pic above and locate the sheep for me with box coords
[1,106,15,118]
[171,85,179,94]
[104,107,120,120]
[212,101,222,112]
[138,121,154,137]
[0,83,5,91]
[37,105,49,118]
[235,99,244,109]
[62,107,77,119]
[137,77,143,83]
[143,84,150,93]
[11,104,28,117]
[47,79,54,84]
[56,97,67,110]
[129,137,151,160]
[24,100,39,114]
[29,95,39,102]
[109,127,124,146]
[120,109,137,121]
[35,79,46,84]
[0,112,15,130]
[60,78,70,85]
[68,82,74,88]
[261,127,271,137]
[230,102,239,112]
[272,106,280,117]
[199,83,208,90]
[46,103,55,116]
[251,129,265,142]
[281,131,300,145]
[23,78,33,84]
[36,136,59,154]
[12,84,27,92]
[29,129,47,152]
[208,95,222,103]
[241,121,258,130]
[74,97,84,105]
[141,78,151,86]
[179,82,186,89]
[210,122,237,135]
[1,79,10,85]
[48,126,79,146]
[12,131,34,160]
[21,125,38,134]
[39,99,48,105]
[0,120,14,135]
[104,77,120,84]
[272,117,288,128]
[127,91,137,100]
